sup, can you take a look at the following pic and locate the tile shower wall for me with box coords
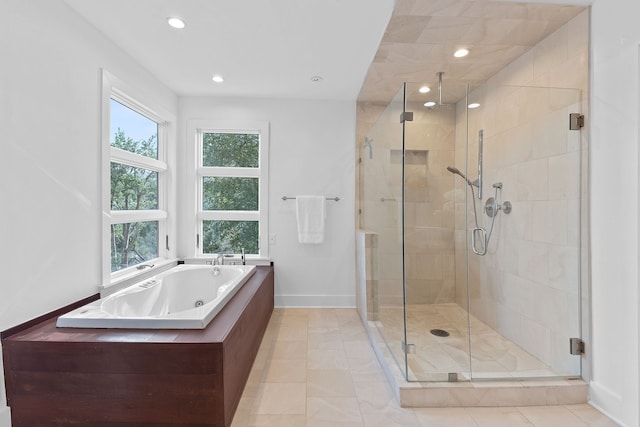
[359,99,457,306]
[403,104,457,304]
[453,11,588,374]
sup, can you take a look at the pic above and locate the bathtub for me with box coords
[56,264,256,329]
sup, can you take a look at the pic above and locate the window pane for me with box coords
[203,220,258,254]
[110,163,158,210]
[110,99,158,159]
[202,133,259,167]
[111,221,158,272]
[202,177,258,210]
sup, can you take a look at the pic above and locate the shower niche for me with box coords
[359,78,584,384]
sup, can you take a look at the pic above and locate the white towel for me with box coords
[296,195,326,244]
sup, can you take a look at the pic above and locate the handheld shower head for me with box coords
[446,166,473,186]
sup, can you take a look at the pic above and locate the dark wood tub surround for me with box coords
[2,265,274,427]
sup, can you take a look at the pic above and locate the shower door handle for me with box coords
[471,227,487,256]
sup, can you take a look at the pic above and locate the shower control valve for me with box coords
[485,198,512,217]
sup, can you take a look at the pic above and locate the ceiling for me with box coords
[63,0,395,100]
[358,0,586,103]
[63,0,586,104]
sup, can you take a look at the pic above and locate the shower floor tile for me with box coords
[376,303,574,381]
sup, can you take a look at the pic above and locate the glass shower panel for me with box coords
[402,81,472,382]
[360,86,407,377]
[465,85,582,380]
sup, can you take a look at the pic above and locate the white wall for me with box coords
[178,97,356,307]
[588,1,639,425]
[0,1,178,425]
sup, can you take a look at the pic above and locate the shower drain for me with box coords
[430,329,450,337]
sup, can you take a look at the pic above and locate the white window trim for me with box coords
[186,119,270,261]
[101,70,177,289]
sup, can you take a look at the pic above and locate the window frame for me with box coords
[186,120,269,260]
[101,70,176,288]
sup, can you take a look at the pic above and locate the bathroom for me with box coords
[1,0,640,426]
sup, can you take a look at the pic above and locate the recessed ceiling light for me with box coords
[424,101,436,107]
[167,17,186,29]
[310,75,324,82]
[419,86,431,93]
[468,102,480,109]
[212,75,224,83]
[454,48,469,58]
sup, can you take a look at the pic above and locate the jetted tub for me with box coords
[56,264,256,329]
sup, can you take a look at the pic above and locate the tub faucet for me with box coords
[212,254,224,266]
[241,248,246,265]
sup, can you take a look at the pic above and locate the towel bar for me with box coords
[281,196,340,201]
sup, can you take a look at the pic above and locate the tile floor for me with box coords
[377,303,570,381]
[231,308,618,427]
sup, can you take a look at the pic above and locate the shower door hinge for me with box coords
[402,341,416,354]
[569,113,584,130]
[400,112,414,123]
[570,337,585,355]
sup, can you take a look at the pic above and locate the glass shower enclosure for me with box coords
[359,78,583,382]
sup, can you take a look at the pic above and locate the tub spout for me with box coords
[212,254,224,266]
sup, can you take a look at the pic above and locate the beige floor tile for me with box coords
[244,414,307,426]
[341,325,371,342]
[253,383,307,415]
[518,405,588,426]
[354,380,397,412]
[307,369,357,397]
[308,312,340,330]
[344,340,377,360]
[466,407,532,426]
[274,324,308,341]
[412,407,477,427]
[361,408,421,427]
[308,348,349,370]
[566,404,621,426]
[308,331,345,350]
[307,397,363,425]
[262,358,307,382]
[347,357,387,382]
[269,339,309,360]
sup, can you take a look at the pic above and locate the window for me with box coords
[188,120,269,259]
[101,71,175,285]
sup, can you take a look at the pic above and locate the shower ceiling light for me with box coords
[424,101,436,107]
[310,75,324,82]
[454,48,469,58]
[468,102,480,109]
[167,17,186,29]
[212,75,224,83]
[419,86,431,93]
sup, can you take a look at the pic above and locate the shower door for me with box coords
[464,85,583,380]
[401,81,473,381]
[359,86,408,377]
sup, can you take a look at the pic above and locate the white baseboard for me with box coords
[0,406,11,427]
[275,294,356,308]
[589,380,625,426]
